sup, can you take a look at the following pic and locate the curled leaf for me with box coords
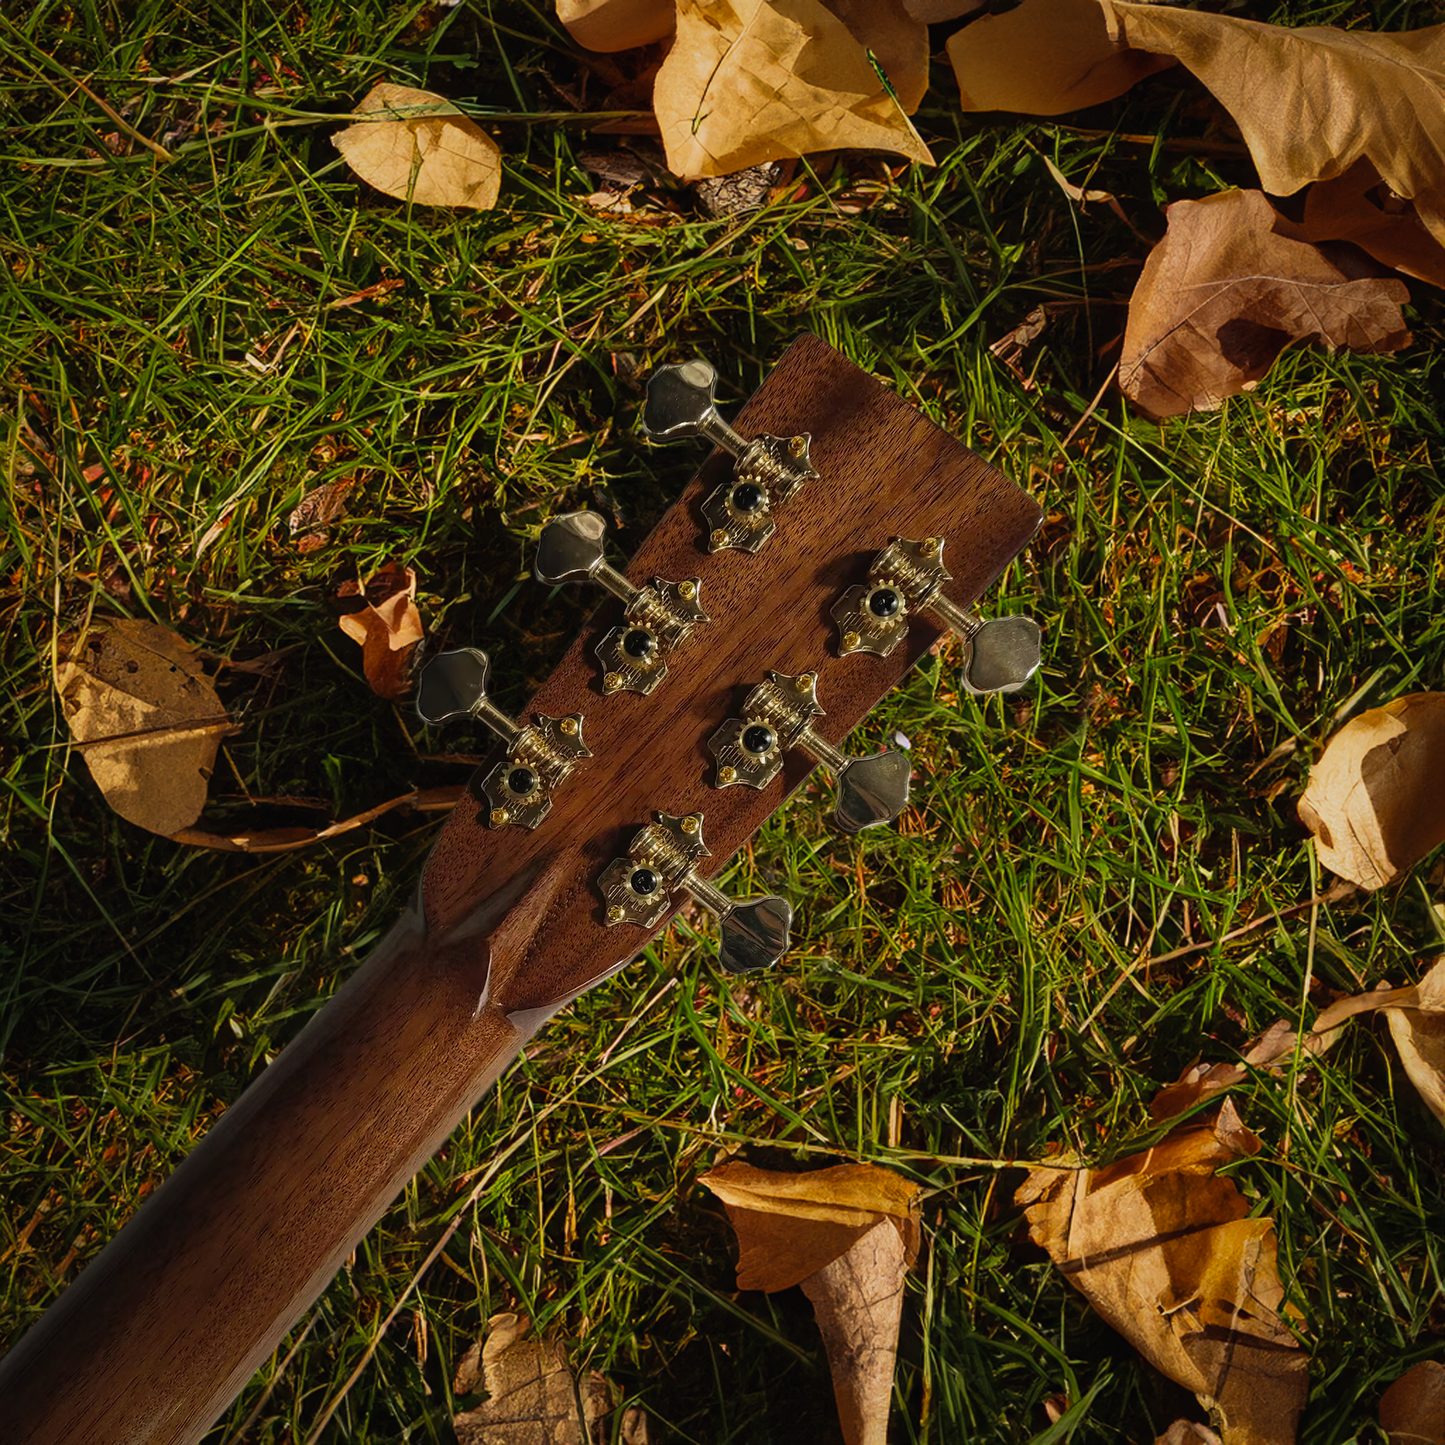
[338,561,424,701]
[1103,5,1445,248]
[1298,693,1445,890]
[1017,1105,1307,1444]
[1301,159,1445,292]
[56,620,232,836]
[1120,189,1410,419]
[948,0,1172,115]
[701,1162,921,1445]
[654,0,932,181]
[334,84,501,210]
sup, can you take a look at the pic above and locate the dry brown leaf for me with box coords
[55,620,232,837]
[700,1162,921,1445]
[904,0,982,20]
[1302,160,1445,292]
[451,1313,622,1445]
[334,84,500,210]
[1298,693,1445,890]
[556,0,675,51]
[1103,4,1445,248]
[1381,1361,1445,1444]
[653,0,933,181]
[1119,189,1410,419]
[948,0,1172,115]
[1017,1105,1307,1444]
[824,0,929,114]
[1158,1425,1223,1445]
[338,561,424,700]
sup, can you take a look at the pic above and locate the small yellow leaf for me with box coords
[1298,693,1445,889]
[334,84,500,210]
[653,0,932,181]
[555,0,675,51]
[701,1163,921,1445]
[55,620,231,836]
[337,561,425,701]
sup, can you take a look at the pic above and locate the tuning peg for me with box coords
[598,810,792,974]
[831,536,1042,696]
[640,359,819,555]
[416,647,589,829]
[534,510,709,697]
[709,670,910,833]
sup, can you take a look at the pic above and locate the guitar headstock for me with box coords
[418,335,1042,1015]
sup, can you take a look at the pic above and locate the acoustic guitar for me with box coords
[0,334,1042,1443]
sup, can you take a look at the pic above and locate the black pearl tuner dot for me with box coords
[622,628,656,661]
[629,867,660,897]
[741,724,775,755]
[506,766,538,797]
[866,586,902,619]
[729,482,765,514]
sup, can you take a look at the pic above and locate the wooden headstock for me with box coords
[0,334,1042,1445]
[421,333,1042,1015]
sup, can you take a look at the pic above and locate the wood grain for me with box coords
[0,336,1040,1445]
[425,333,1042,1012]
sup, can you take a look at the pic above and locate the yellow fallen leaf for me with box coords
[904,0,982,20]
[1017,1104,1307,1444]
[55,619,232,837]
[1103,4,1445,247]
[824,0,929,114]
[555,0,675,51]
[338,561,425,701]
[1120,189,1410,419]
[948,0,1172,115]
[653,0,933,181]
[1380,1360,1445,1444]
[700,1162,921,1445]
[1298,693,1445,889]
[334,84,501,210]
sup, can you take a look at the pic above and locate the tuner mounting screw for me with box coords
[708,670,910,834]
[843,630,861,651]
[678,580,697,601]
[415,647,591,831]
[597,810,792,973]
[604,671,623,693]
[711,528,728,548]
[788,435,807,457]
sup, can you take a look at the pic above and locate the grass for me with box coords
[2,0,1444,1440]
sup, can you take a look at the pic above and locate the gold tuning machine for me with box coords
[709,670,910,834]
[832,536,1042,695]
[534,510,709,697]
[598,811,792,974]
[640,359,818,554]
[416,647,589,829]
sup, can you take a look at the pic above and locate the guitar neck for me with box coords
[0,890,542,1445]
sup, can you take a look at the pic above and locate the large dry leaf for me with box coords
[948,0,1172,115]
[1301,159,1445,292]
[1380,1361,1445,1444]
[337,561,424,701]
[1017,1105,1307,1444]
[654,0,933,181]
[1103,4,1445,248]
[452,1313,633,1445]
[701,1163,921,1445]
[1298,693,1445,890]
[556,0,675,51]
[1120,189,1410,419]
[824,0,929,114]
[56,620,232,836]
[904,0,982,19]
[334,84,501,210]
